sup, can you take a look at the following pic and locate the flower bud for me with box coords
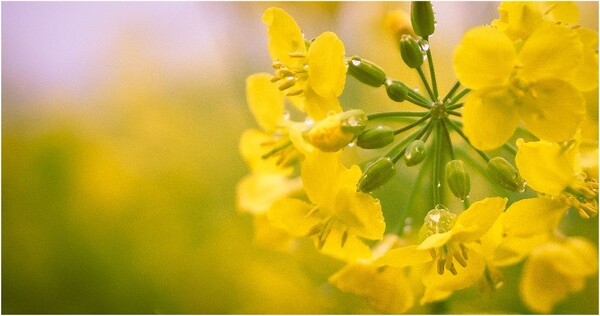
[400,35,424,69]
[487,157,527,192]
[358,157,396,192]
[385,80,408,102]
[403,139,426,166]
[356,126,395,149]
[306,110,366,152]
[411,1,435,39]
[347,56,387,87]
[445,160,470,200]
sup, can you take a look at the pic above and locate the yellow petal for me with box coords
[503,197,568,237]
[374,245,433,268]
[478,213,505,261]
[453,26,516,90]
[546,2,579,24]
[422,243,485,292]
[329,263,414,314]
[334,188,385,240]
[319,225,372,261]
[519,24,582,82]
[262,7,307,68]
[303,85,343,121]
[518,79,586,143]
[515,137,579,195]
[267,198,322,237]
[572,28,599,92]
[420,287,452,305]
[451,197,507,243]
[417,232,454,250]
[246,73,285,131]
[492,2,545,40]
[494,234,549,266]
[307,31,346,99]
[520,238,598,313]
[252,214,293,251]
[239,129,292,174]
[236,174,302,214]
[462,87,519,151]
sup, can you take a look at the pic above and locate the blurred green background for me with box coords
[2,2,598,314]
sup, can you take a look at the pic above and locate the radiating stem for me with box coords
[446,102,463,111]
[445,118,491,162]
[432,120,444,205]
[417,66,436,101]
[443,81,461,102]
[447,88,471,106]
[441,119,456,160]
[426,48,438,99]
[394,113,432,135]
[367,111,429,120]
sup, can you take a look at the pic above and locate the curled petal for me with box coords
[503,197,568,237]
[374,245,433,268]
[452,197,507,243]
[334,188,385,240]
[572,28,599,92]
[262,7,307,68]
[515,135,580,195]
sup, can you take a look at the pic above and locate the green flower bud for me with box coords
[385,80,408,102]
[358,157,396,192]
[403,139,426,166]
[356,126,395,149]
[306,110,366,152]
[400,35,424,69]
[487,157,527,192]
[445,159,471,200]
[411,1,435,39]
[347,56,387,87]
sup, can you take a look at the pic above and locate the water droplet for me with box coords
[418,39,430,51]
[304,117,314,126]
[351,59,361,67]
[347,142,355,148]
[425,205,455,235]
[517,180,528,193]
[283,110,290,120]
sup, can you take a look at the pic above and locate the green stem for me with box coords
[447,88,471,106]
[440,119,456,160]
[445,118,491,162]
[388,120,433,163]
[443,81,461,102]
[421,119,436,143]
[447,110,462,117]
[367,111,429,120]
[261,140,292,159]
[462,198,471,210]
[426,48,438,99]
[417,66,436,101]
[503,143,517,156]
[393,113,432,135]
[432,120,444,205]
[406,95,434,109]
[393,159,429,235]
[446,102,463,111]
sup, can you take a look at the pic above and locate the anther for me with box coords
[272,60,283,69]
[285,89,304,97]
[288,52,307,58]
[304,206,320,219]
[305,223,323,237]
[429,249,437,260]
[437,258,445,275]
[340,229,349,248]
[452,245,467,268]
[460,243,468,260]
[278,77,296,91]
[318,219,335,249]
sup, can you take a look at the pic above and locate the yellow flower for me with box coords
[375,198,507,304]
[491,2,598,92]
[267,150,385,261]
[328,235,415,314]
[263,7,347,121]
[515,134,598,218]
[520,237,598,313]
[453,24,586,150]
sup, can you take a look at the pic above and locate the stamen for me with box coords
[317,219,334,249]
[429,249,437,260]
[288,52,307,58]
[278,77,296,90]
[452,245,467,268]
[305,223,323,237]
[571,24,581,29]
[340,229,349,247]
[270,76,283,83]
[460,243,469,260]
[437,258,445,275]
[544,3,558,15]
[272,60,283,69]
[304,206,320,219]
[285,89,304,97]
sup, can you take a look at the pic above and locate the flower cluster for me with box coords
[237,2,598,313]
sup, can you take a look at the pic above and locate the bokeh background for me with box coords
[2,2,598,314]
